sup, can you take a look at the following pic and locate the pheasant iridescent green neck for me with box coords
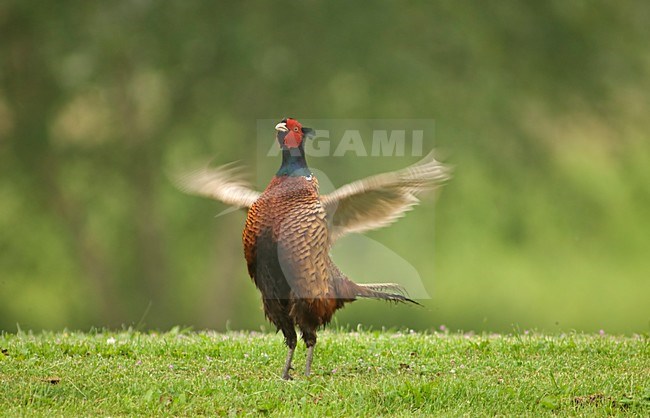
[277,146,311,177]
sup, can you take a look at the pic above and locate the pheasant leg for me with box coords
[281,346,295,380]
[305,344,315,377]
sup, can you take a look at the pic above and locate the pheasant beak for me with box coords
[275,122,288,132]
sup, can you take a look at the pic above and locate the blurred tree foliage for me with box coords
[1,1,649,333]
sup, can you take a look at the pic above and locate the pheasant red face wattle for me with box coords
[276,117,308,149]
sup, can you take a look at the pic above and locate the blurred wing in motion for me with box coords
[321,152,451,241]
[173,162,261,209]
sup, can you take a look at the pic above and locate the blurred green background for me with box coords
[1,1,649,334]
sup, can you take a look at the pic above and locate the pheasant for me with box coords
[177,118,449,379]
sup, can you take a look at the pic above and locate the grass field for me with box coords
[1,328,648,416]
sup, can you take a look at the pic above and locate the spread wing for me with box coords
[321,152,450,241]
[173,162,261,209]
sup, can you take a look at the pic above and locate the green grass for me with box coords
[1,329,648,417]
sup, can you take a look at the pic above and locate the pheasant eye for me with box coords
[293,127,299,132]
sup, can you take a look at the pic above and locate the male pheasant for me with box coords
[177,118,449,379]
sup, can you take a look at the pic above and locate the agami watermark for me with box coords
[262,119,433,158]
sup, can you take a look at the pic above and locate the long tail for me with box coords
[353,282,421,306]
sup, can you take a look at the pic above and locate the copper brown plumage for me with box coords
[176,118,450,379]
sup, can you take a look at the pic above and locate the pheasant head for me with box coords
[275,118,315,177]
[275,118,315,150]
